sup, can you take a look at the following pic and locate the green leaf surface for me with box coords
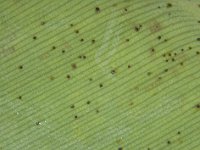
[0,0,200,149]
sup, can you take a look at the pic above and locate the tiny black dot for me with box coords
[96,7,100,13]
[168,53,171,56]
[87,101,91,105]
[134,26,140,32]
[18,65,23,69]
[70,24,74,27]
[83,55,86,59]
[188,46,192,50]
[163,53,166,57]
[62,50,65,53]
[198,21,200,23]
[126,39,130,42]
[151,48,155,52]
[165,59,168,62]
[174,53,177,56]
[164,69,168,72]
[70,105,75,109]
[80,39,84,42]
[180,62,183,66]
[52,46,56,50]
[197,38,200,41]
[177,131,181,135]
[67,75,71,79]
[128,65,131,68]
[157,36,162,40]
[99,83,103,88]
[167,3,172,8]
[33,36,37,40]
[196,51,200,55]
[36,121,41,125]
[92,39,95,43]
[124,8,128,11]
[118,147,123,150]
[75,30,79,34]
[172,58,175,62]
[18,96,22,100]
[74,115,78,119]
[41,21,45,25]
[167,140,171,144]
[196,104,200,108]
[181,48,184,52]
[111,70,116,74]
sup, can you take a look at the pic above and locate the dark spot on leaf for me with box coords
[96,109,99,113]
[126,39,130,42]
[67,74,71,79]
[167,140,171,144]
[128,65,131,68]
[99,83,103,88]
[124,8,128,11]
[18,65,23,69]
[195,103,200,109]
[89,78,93,81]
[71,63,77,69]
[180,62,183,66]
[111,69,116,74]
[157,36,162,40]
[87,101,91,105]
[167,3,172,8]
[18,96,22,100]
[70,24,74,27]
[41,21,46,25]
[70,104,75,109]
[118,147,123,150]
[197,38,200,41]
[177,131,181,135]
[164,69,168,72]
[196,51,200,55]
[62,50,65,53]
[33,36,37,40]
[80,38,84,42]
[171,58,175,62]
[49,76,55,81]
[95,7,100,13]
[92,39,95,44]
[74,115,78,119]
[147,72,152,76]
[52,46,56,50]
[75,30,79,34]
[36,121,41,126]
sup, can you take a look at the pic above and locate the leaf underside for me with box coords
[0,0,200,150]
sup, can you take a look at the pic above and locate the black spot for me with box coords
[147,72,151,76]
[157,36,162,40]
[167,3,172,8]
[36,121,41,125]
[92,39,95,44]
[128,65,131,68]
[124,8,128,11]
[196,104,200,109]
[33,36,37,40]
[118,147,123,150]
[151,48,155,52]
[197,38,200,41]
[75,30,79,34]
[171,58,175,62]
[87,101,91,105]
[18,96,22,100]
[18,65,23,69]
[99,83,103,88]
[41,21,46,25]
[177,131,181,135]
[126,39,130,42]
[196,51,200,55]
[74,115,78,119]
[83,55,86,59]
[52,46,56,50]
[95,7,100,13]
[70,24,74,27]
[174,52,177,56]
[188,46,192,50]
[198,21,200,23]
[111,69,116,74]
[181,48,184,52]
[167,140,171,144]
[168,53,171,56]
[164,69,168,72]
[163,53,166,57]
[80,38,84,42]
[70,104,75,109]
[62,50,65,53]
[165,59,168,62]
[67,74,71,79]
[180,62,183,66]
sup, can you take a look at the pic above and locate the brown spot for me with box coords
[49,76,55,81]
[149,21,161,33]
[111,69,116,74]
[71,63,77,69]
